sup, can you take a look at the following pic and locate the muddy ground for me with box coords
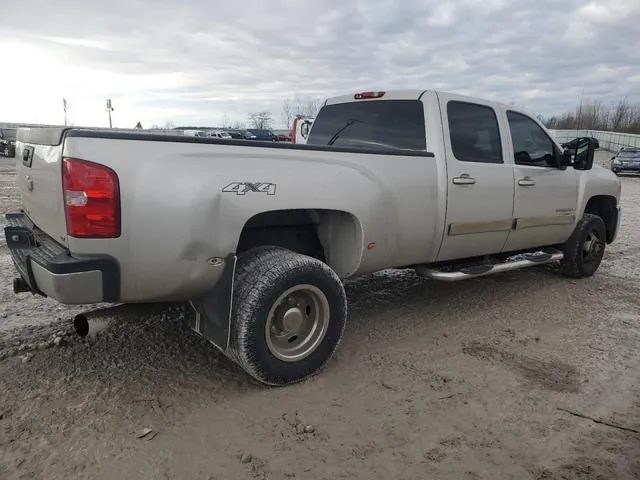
[1,151,639,480]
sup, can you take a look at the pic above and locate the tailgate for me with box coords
[15,127,69,246]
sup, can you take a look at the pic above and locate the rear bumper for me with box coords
[4,213,120,304]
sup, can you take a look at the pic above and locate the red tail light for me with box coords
[62,158,121,238]
[354,91,385,100]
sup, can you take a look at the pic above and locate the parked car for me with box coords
[0,128,17,157]
[247,128,276,141]
[611,147,640,175]
[274,133,291,142]
[223,129,246,140]
[5,89,621,386]
[208,130,233,140]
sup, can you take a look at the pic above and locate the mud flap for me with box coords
[187,254,237,353]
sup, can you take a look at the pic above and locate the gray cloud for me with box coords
[1,0,639,127]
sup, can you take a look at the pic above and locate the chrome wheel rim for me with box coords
[265,284,330,362]
[582,229,603,262]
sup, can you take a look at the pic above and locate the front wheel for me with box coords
[560,213,607,278]
[227,246,347,386]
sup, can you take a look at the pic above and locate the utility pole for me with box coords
[63,97,68,126]
[576,88,584,133]
[106,99,114,128]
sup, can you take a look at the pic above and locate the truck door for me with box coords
[501,110,578,252]
[435,94,516,262]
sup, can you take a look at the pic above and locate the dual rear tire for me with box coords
[226,246,347,386]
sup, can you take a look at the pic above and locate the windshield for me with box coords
[306,99,426,153]
[618,149,640,158]
[0,129,16,141]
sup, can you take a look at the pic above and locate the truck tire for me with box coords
[227,246,347,386]
[560,213,606,278]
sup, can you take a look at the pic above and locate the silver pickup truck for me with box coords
[5,89,621,385]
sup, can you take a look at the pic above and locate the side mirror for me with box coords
[572,137,596,170]
[559,150,573,169]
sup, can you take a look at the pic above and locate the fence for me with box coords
[548,129,640,152]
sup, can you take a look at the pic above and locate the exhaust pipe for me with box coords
[73,312,113,338]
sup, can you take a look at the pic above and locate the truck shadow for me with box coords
[4,263,581,394]
[0,264,596,443]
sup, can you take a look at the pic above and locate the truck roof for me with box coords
[324,89,512,110]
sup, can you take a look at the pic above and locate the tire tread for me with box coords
[560,213,606,278]
[227,246,347,386]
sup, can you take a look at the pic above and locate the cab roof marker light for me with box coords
[354,91,386,100]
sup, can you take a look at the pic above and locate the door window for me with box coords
[447,101,503,164]
[507,111,559,167]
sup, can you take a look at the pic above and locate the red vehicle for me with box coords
[274,133,291,142]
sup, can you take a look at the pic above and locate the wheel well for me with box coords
[584,195,618,243]
[236,209,363,277]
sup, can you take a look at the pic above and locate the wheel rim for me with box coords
[265,284,330,362]
[582,228,604,263]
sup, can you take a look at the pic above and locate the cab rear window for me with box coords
[306,100,426,153]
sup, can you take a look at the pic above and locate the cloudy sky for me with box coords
[1,0,639,129]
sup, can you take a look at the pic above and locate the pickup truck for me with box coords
[4,89,622,386]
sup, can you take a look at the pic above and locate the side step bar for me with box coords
[415,250,564,282]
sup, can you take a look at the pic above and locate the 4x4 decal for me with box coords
[222,182,277,195]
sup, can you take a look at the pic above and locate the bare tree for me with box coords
[543,96,640,134]
[281,95,324,128]
[247,111,274,129]
[164,120,176,129]
[282,98,295,130]
[231,120,246,129]
[611,97,630,131]
[303,96,323,117]
[221,113,232,129]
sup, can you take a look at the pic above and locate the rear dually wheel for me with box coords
[227,246,347,386]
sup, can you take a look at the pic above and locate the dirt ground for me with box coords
[1,151,639,480]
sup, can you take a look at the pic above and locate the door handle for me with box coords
[452,174,476,185]
[518,177,536,187]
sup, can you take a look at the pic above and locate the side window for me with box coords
[447,101,503,164]
[507,111,558,167]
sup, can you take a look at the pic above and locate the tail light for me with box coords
[354,91,385,100]
[62,157,121,238]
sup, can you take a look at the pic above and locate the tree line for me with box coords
[243,95,324,130]
[541,97,640,134]
[153,95,324,131]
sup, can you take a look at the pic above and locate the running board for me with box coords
[415,250,564,282]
